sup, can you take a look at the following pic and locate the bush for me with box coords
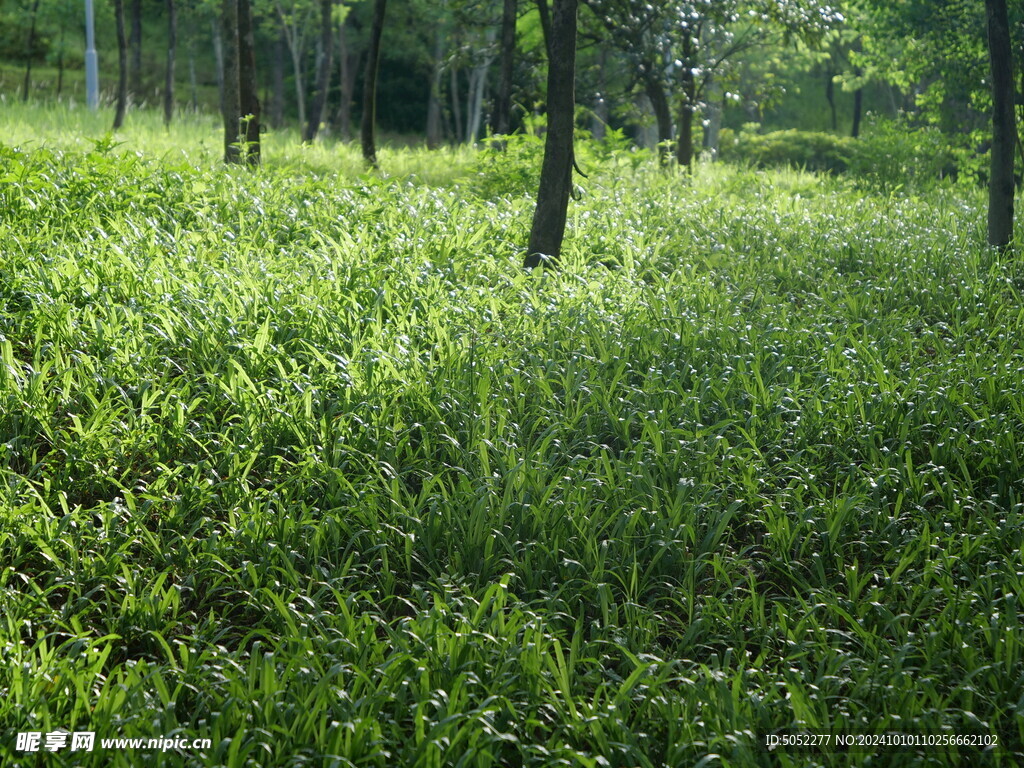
[720,118,963,191]
[719,128,857,174]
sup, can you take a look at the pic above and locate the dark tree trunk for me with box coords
[113,0,129,128]
[130,0,142,99]
[270,30,285,128]
[450,67,463,143]
[56,11,66,96]
[305,0,334,142]
[644,75,671,165]
[221,0,241,163]
[825,68,837,131]
[851,82,863,138]
[238,0,261,165]
[675,30,696,170]
[334,21,358,139]
[22,0,41,102]
[534,0,551,58]
[525,0,577,269]
[164,0,177,126]
[985,0,1014,247]
[492,0,517,138]
[361,0,388,167]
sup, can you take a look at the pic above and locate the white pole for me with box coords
[84,0,99,109]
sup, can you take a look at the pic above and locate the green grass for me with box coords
[1,107,1023,767]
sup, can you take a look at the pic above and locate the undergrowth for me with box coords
[0,109,1022,767]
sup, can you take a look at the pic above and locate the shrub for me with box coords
[720,118,963,191]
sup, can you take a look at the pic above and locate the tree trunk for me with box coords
[186,9,199,112]
[212,18,225,114]
[113,0,129,128]
[270,30,286,128]
[644,75,671,166]
[238,0,261,165]
[851,82,863,138]
[450,67,463,143]
[426,24,446,148]
[702,80,723,160]
[534,0,551,59]
[466,34,495,144]
[492,0,517,138]
[525,0,577,269]
[22,0,42,102]
[279,12,308,133]
[164,0,177,126]
[305,0,334,142]
[985,0,1014,247]
[130,0,142,99]
[590,46,608,140]
[334,21,357,138]
[56,7,66,97]
[361,0,388,167]
[675,30,696,170]
[221,0,241,163]
[825,68,837,131]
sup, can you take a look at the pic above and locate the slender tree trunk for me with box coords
[21,0,42,102]
[221,0,241,163]
[450,67,463,143]
[851,86,863,137]
[492,0,517,138]
[270,30,285,128]
[825,68,837,131]
[675,30,696,170]
[335,22,357,138]
[702,80,723,160]
[305,0,334,142]
[130,0,142,99]
[113,0,129,128]
[165,0,178,126]
[212,18,225,114]
[985,0,1014,247]
[644,75,671,166]
[56,12,66,96]
[187,7,198,112]
[238,0,261,165]
[426,24,446,148]
[591,45,608,140]
[278,12,308,133]
[525,0,577,269]
[534,0,551,58]
[361,0,388,167]
[466,34,495,144]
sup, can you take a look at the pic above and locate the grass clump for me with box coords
[0,109,1022,767]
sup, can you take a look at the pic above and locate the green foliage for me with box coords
[720,118,964,190]
[1,106,1023,767]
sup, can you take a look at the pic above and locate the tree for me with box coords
[21,0,42,101]
[581,0,840,167]
[237,0,261,164]
[274,0,316,132]
[218,0,260,163]
[985,0,1014,247]
[130,0,142,99]
[361,0,387,166]
[304,0,335,141]
[491,0,517,138]
[525,0,577,268]
[221,0,241,161]
[165,0,178,126]
[113,0,129,129]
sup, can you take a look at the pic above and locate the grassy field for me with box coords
[1,103,1023,767]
